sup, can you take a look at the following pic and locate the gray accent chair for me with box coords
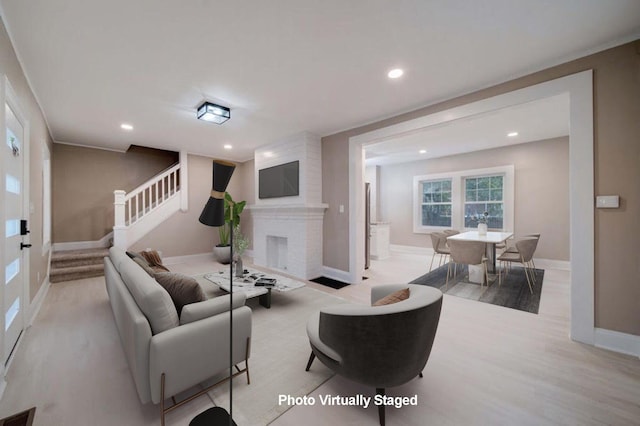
[104,247,252,426]
[305,284,443,425]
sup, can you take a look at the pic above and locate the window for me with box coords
[420,179,452,227]
[413,165,514,233]
[464,175,504,229]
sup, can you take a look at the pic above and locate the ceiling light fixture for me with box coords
[223,144,232,150]
[197,101,231,124]
[120,123,133,131]
[388,68,404,79]
[419,149,427,154]
[507,132,518,137]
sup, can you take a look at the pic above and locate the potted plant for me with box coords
[213,192,246,264]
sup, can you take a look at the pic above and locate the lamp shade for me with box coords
[199,160,236,226]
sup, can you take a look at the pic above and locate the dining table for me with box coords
[446,230,513,274]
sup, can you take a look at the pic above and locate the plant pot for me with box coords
[213,245,231,264]
[477,223,488,235]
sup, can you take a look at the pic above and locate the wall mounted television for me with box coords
[258,160,300,199]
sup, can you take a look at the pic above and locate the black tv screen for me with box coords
[259,161,300,199]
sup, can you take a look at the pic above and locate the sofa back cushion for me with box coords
[111,247,179,334]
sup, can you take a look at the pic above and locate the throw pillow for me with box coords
[132,257,155,277]
[154,272,206,315]
[141,250,170,272]
[372,288,410,306]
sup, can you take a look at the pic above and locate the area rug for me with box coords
[410,264,544,314]
[206,286,347,425]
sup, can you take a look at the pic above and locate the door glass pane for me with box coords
[5,258,19,285]
[5,297,20,331]
[5,219,19,238]
[6,174,20,194]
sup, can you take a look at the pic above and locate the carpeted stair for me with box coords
[50,248,110,283]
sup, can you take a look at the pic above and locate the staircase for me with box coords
[113,151,188,249]
[50,248,110,283]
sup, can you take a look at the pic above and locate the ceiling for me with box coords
[365,93,569,165]
[1,1,639,162]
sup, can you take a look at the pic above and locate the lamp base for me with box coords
[189,407,237,426]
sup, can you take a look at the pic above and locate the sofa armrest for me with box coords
[149,306,252,404]
[180,293,246,325]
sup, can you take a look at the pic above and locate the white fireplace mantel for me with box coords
[248,203,328,218]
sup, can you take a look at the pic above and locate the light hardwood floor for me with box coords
[0,251,638,426]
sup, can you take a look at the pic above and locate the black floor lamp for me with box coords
[193,159,237,426]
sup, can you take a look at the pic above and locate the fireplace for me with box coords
[250,205,327,280]
[249,132,327,280]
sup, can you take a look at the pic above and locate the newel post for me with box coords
[114,190,126,227]
[113,190,127,248]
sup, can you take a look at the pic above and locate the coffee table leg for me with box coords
[259,288,272,309]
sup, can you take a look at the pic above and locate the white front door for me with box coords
[3,100,27,365]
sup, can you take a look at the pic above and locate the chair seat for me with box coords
[497,252,520,262]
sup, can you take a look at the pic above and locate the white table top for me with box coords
[446,230,513,244]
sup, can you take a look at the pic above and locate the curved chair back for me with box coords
[429,232,441,252]
[448,239,485,265]
[315,285,442,389]
[515,237,538,262]
[442,229,460,236]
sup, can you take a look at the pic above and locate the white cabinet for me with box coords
[370,223,390,260]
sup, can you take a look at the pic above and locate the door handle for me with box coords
[20,243,32,250]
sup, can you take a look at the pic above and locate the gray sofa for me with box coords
[104,247,252,424]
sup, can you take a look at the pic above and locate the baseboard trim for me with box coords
[163,252,213,265]
[533,258,570,271]
[321,266,353,284]
[390,244,433,255]
[27,276,50,327]
[52,232,113,251]
[594,328,640,358]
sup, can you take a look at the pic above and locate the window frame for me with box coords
[413,165,514,233]
[419,178,453,228]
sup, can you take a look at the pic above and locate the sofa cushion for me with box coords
[154,272,206,315]
[372,287,410,306]
[118,254,179,334]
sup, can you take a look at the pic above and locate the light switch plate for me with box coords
[596,195,619,208]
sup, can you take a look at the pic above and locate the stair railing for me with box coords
[113,151,188,249]
[114,163,180,227]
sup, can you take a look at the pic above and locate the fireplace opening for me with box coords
[266,236,288,271]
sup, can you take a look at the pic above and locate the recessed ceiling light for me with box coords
[388,68,404,79]
[507,132,518,137]
[120,123,133,131]
[223,144,232,150]
[419,149,427,154]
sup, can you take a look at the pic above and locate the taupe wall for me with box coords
[131,154,253,257]
[379,137,569,260]
[0,18,53,301]
[322,40,640,336]
[52,144,178,242]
